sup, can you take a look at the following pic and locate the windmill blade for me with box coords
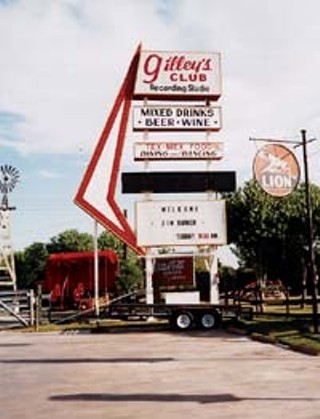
[0,165,20,194]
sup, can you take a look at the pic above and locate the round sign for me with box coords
[253,144,300,197]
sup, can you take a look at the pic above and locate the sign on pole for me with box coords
[135,200,227,247]
[134,51,222,100]
[132,105,222,131]
[253,143,300,197]
[133,141,223,161]
[122,171,236,194]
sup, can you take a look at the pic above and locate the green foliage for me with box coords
[15,242,49,289]
[227,180,320,293]
[98,231,144,293]
[98,231,124,255]
[46,229,93,253]
[117,255,144,294]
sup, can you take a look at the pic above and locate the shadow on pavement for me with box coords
[1,357,175,364]
[49,392,320,405]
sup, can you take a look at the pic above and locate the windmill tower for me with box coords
[0,165,19,290]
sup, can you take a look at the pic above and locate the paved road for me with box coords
[0,329,319,419]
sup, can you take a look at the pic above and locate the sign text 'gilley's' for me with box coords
[143,54,212,83]
[134,51,221,99]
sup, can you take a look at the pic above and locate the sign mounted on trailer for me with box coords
[153,256,194,286]
[132,105,222,131]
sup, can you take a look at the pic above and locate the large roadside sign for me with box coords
[135,200,227,247]
[132,105,222,131]
[134,50,222,100]
[253,143,300,197]
[75,45,227,256]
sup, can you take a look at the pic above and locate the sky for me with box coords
[1,0,320,267]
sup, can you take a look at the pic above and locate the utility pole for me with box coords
[301,129,319,333]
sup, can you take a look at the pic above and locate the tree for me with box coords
[98,230,124,255]
[15,242,49,289]
[46,229,93,253]
[227,180,320,293]
[117,256,144,294]
[98,230,144,293]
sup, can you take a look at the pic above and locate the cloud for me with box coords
[1,0,320,255]
[1,0,320,179]
[37,169,61,179]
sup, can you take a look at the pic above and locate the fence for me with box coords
[0,289,37,327]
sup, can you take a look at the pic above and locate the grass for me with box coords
[9,299,320,356]
[235,312,320,355]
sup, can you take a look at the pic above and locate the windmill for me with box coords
[0,165,20,290]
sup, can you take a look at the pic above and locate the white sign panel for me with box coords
[133,105,222,131]
[134,51,222,100]
[134,142,223,161]
[135,200,227,247]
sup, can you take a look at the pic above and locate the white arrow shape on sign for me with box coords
[74,45,144,255]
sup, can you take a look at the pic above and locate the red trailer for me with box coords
[44,251,119,310]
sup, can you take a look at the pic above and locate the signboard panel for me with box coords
[134,141,223,161]
[253,144,300,197]
[132,105,222,131]
[134,50,222,100]
[153,256,194,286]
[122,171,236,193]
[135,200,227,247]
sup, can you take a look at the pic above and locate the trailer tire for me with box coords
[172,311,193,331]
[198,311,221,330]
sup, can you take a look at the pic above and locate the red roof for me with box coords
[47,250,118,264]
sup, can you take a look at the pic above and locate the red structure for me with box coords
[44,251,119,310]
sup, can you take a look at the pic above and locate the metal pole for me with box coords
[93,219,100,317]
[301,129,318,333]
[145,249,154,305]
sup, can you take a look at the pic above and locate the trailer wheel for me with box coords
[198,311,220,330]
[173,311,193,331]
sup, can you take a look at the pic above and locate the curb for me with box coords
[278,339,319,356]
[250,332,277,345]
[226,328,319,356]
[225,326,248,335]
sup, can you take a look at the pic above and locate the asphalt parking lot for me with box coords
[1,329,320,419]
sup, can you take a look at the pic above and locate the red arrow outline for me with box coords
[74,44,145,255]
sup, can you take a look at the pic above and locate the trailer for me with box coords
[104,299,252,331]
[101,253,252,331]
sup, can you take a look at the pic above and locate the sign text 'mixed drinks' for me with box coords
[132,105,222,131]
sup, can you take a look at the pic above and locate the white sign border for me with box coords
[132,105,222,131]
[135,199,227,248]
